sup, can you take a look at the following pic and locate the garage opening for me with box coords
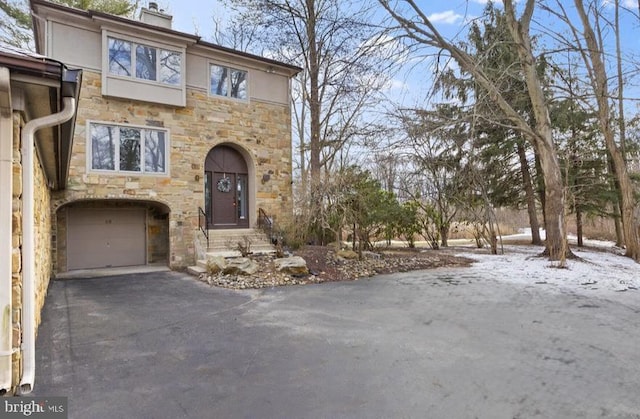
[67,208,146,270]
[56,201,169,272]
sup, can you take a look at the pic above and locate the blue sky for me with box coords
[158,0,495,106]
[158,0,640,108]
[161,0,494,40]
[158,0,226,38]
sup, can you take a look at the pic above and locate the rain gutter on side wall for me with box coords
[18,96,76,394]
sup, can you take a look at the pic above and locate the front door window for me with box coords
[204,171,212,227]
[237,175,247,221]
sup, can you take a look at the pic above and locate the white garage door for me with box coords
[67,208,146,270]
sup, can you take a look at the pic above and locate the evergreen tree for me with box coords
[1,0,138,49]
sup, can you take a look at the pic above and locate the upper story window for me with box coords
[89,122,168,175]
[108,37,181,86]
[210,64,248,100]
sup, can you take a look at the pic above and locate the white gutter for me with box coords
[19,96,76,394]
[0,67,13,394]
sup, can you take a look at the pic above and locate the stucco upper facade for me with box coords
[30,0,300,271]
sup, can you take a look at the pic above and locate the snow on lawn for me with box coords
[455,238,640,293]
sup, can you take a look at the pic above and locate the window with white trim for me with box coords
[210,64,248,100]
[89,123,168,174]
[108,37,182,86]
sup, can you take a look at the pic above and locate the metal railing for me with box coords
[198,207,209,249]
[257,208,277,245]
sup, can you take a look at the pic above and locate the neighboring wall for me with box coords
[11,112,53,391]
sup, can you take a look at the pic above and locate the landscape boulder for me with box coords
[206,256,227,274]
[337,249,359,260]
[223,257,259,275]
[274,256,309,275]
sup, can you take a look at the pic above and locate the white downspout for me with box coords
[0,67,13,394]
[19,96,76,394]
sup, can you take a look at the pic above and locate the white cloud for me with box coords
[471,0,503,5]
[385,78,408,91]
[600,0,636,10]
[427,10,463,24]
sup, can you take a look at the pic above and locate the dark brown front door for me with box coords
[205,146,249,229]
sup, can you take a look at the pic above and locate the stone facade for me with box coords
[54,71,293,270]
[11,113,22,391]
[11,111,53,392]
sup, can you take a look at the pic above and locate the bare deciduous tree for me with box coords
[548,0,640,260]
[379,0,570,261]
[225,0,402,242]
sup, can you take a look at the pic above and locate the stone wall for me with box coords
[11,112,22,391]
[148,210,169,263]
[10,110,53,392]
[54,71,293,269]
[33,130,52,328]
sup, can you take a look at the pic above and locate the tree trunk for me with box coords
[607,157,624,247]
[576,206,583,247]
[575,0,640,261]
[534,154,547,231]
[306,0,320,179]
[306,0,322,243]
[517,139,541,245]
[504,0,568,260]
[610,155,640,260]
[537,143,568,260]
[305,0,325,242]
[613,0,627,249]
[572,149,584,248]
[439,224,449,248]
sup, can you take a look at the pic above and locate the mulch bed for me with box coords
[294,245,474,282]
[198,245,475,290]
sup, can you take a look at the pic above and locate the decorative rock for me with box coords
[194,247,471,290]
[274,256,309,275]
[206,256,227,274]
[337,249,359,260]
[362,251,382,260]
[223,257,259,275]
[327,241,343,251]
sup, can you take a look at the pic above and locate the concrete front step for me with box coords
[207,228,271,239]
[198,248,275,265]
[188,228,276,276]
[205,228,274,254]
[186,265,207,276]
[188,247,276,275]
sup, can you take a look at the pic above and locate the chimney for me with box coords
[139,2,173,29]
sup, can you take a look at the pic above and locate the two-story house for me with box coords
[30,0,300,273]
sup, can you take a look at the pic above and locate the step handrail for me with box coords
[198,207,209,248]
[258,208,276,244]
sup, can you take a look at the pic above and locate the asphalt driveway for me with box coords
[34,269,640,419]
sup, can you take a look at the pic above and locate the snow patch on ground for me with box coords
[456,236,639,294]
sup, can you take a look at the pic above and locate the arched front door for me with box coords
[204,145,249,229]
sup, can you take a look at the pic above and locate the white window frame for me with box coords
[209,62,249,101]
[105,34,183,87]
[87,121,170,176]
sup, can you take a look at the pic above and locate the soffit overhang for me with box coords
[0,45,82,190]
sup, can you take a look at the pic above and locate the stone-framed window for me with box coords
[88,122,168,175]
[108,36,182,86]
[210,64,248,100]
